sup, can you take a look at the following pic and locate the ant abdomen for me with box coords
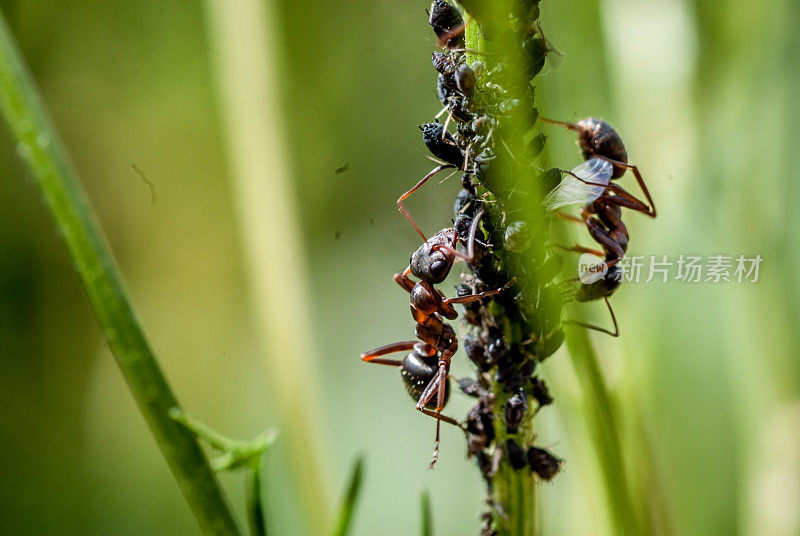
[401,352,451,408]
[575,265,622,302]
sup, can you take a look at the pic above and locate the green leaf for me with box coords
[330,456,365,536]
[420,489,433,536]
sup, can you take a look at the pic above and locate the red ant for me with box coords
[543,116,658,336]
[360,209,507,468]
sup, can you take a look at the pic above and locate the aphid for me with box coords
[428,0,465,49]
[530,376,554,410]
[466,400,495,455]
[464,333,488,369]
[505,439,529,470]
[432,52,458,90]
[504,390,528,434]
[421,122,464,167]
[455,63,476,96]
[437,75,470,122]
[457,377,486,398]
[527,446,562,481]
[503,220,531,253]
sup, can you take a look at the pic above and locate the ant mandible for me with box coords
[360,210,505,468]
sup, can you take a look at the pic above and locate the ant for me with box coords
[360,210,507,468]
[547,163,628,336]
[542,117,658,336]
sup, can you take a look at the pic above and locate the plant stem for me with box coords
[329,456,364,536]
[0,10,241,536]
[201,1,331,532]
[247,459,268,536]
[565,330,641,536]
[463,5,542,535]
[420,490,433,536]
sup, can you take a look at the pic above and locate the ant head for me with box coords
[410,229,456,284]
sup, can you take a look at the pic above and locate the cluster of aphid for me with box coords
[360,0,656,532]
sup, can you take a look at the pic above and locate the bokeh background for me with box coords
[1,0,798,534]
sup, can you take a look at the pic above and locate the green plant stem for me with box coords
[247,459,268,536]
[329,456,364,536]
[464,9,539,536]
[565,329,640,536]
[0,11,241,536]
[201,1,331,532]
[420,490,433,536]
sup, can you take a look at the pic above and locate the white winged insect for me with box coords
[544,158,613,211]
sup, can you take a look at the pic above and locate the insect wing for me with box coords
[544,158,613,210]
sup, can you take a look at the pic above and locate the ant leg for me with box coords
[443,285,506,306]
[585,219,625,260]
[413,364,447,468]
[417,408,464,429]
[553,243,606,258]
[558,168,653,218]
[360,341,417,365]
[398,164,456,241]
[596,156,656,217]
[539,117,579,131]
[432,207,486,262]
[555,211,585,224]
[564,297,619,337]
[436,20,470,48]
[596,182,653,217]
[394,266,415,293]
[441,108,454,141]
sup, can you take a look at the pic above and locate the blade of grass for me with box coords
[247,459,268,536]
[0,10,241,536]
[330,456,364,536]
[420,489,433,536]
[201,1,331,533]
[564,329,640,536]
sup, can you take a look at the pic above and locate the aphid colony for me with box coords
[360,0,655,503]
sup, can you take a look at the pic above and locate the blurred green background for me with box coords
[1,0,798,534]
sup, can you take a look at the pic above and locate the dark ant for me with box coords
[360,210,506,468]
[542,117,656,337]
[545,159,637,336]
